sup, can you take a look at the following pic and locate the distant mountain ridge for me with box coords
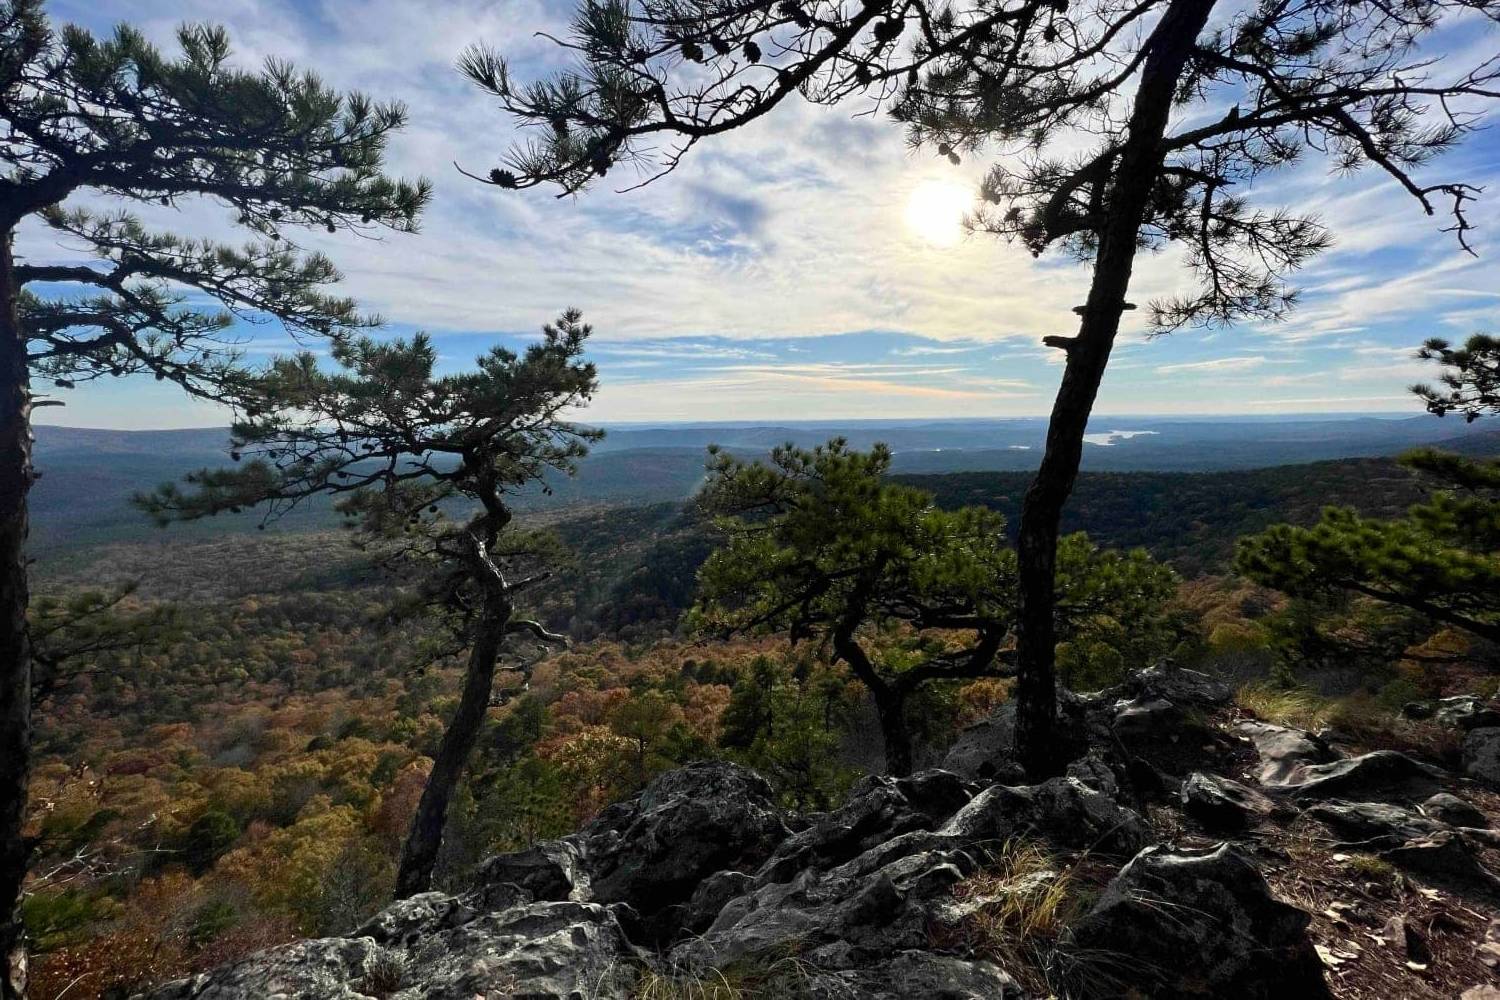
[31,417,1497,554]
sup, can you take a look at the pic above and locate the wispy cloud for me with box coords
[28,0,1500,428]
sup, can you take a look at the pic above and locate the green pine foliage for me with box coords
[1239,334,1500,651]
[692,439,1179,771]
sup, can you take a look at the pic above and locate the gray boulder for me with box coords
[1421,792,1489,829]
[1465,727,1500,786]
[1403,695,1500,731]
[942,705,1024,782]
[140,898,639,1000]
[1120,664,1231,708]
[1276,750,1445,802]
[1306,800,1445,847]
[1380,831,1500,898]
[755,770,971,885]
[1180,771,1280,831]
[583,761,789,908]
[1110,696,1181,739]
[673,834,974,970]
[939,776,1150,857]
[1065,844,1330,999]
[1235,721,1340,788]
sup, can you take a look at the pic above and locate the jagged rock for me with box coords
[1421,792,1489,829]
[1120,664,1232,708]
[1380,830,1500,896]
[1465,727,1500,786]
[1276,750,1445,802]
[673,836,973,970]
[939,776,1150,857]
[942,705,1023,782]
[584,761,789,908]
[1236,721,1340,788]
[1180,771,1279,831]
[1065,844,1330,999]
[755,771,970,884]
[1111,696,1181,738]
[806,951,1026,1000]
[680,870,753,935]
[1306,800,1444,847]
[140,899,639,1000]
[1403,695,1500,731]
[473,839,588,902]
[1065,747,1124,799]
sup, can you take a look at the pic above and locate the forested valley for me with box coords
[3,0,1500,998]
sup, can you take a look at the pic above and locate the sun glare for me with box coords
[904,179,972,248]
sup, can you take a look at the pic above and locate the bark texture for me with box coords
[394,589,511,899]
[1013,0,1219,778]
[0,227,33,1000]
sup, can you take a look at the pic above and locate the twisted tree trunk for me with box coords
[1013,0,1219,778]
[394,584,511,899]
[0,227,34,1000]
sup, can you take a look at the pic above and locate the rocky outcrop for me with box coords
[939,776,1150,857]
[1403,694,1500,731]
[1275,749,1445,802]
[149,666,1429,1000]
[1422,791,1490,828]
[1120,663,1232,708]
[1465,727,1500,786]
[1307,799,1445,847]
[1180,771,1281,831]
[145,895,638,1000]
[1065,844,1331,999]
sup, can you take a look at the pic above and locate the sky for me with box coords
[22,0,1500,428]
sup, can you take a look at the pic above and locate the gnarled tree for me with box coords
[140,311,600,898]
[461,0,1500,776]
[0,4,427,991]
[693,439,1177,774]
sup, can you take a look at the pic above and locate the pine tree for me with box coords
[460,0,1500,775]
[0,5,428,991]
[139,311,601,898]
[692,439,1177,775]
[1239,334,1500,650]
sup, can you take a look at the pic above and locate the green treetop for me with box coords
[1,6,428,992]
[693,439,1177,775]
[140,311,601,900]
[1239,334,1500,651]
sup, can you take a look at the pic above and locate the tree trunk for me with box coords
[874,686,914,778]
[0,228,34,1000]
[1013,0,1219,779]
[394,595,509,899]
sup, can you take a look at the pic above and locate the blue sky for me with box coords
[24,0,1500,428]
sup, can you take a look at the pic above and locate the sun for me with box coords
[904,179,973,248]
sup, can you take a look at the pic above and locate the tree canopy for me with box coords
[2,5,429,993]
[693,440,1178,772]
[1240,336,1500,652]
[465,0,1500,776]
[3,0,430,399]
[140,311,601,896]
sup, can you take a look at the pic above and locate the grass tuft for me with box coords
[1235,682,1333,730]
[631,956,815,1000]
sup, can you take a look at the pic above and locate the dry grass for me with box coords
[1344,853,1396,881]
[360,946,410,999]
[631,957,816,1000]
[955,840,1079,946]
[937,838,1096,997]
[1235,682,1334,730]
